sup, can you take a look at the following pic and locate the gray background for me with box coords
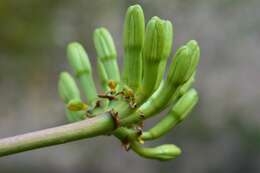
[0,0,260,172]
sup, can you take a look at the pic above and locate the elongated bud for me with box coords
[67,42,92,77]
[132,142,181,161]
[143,16,165,62]
[137,17,173,104]
[161,20,173,59]
[93,28,120,82]
[58,72,80,104]
[67,99,88,111]
[122,4,145,91]
[155,20,173,88]
[67,42,98,105]
[167,41,200,86]
[141,89,198,140]
[143,17,172,62]
[94,27,116,61]
[149,144,182,161]
[185,40,200,80]
[124,4,144,50]
[167,45,190,85]
[58,72,87,122]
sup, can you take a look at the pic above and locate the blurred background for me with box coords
[0,0,260,172]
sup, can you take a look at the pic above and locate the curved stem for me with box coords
[0,113,115,157]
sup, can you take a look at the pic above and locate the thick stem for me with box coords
[0,113,115,157]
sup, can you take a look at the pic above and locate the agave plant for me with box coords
[0,4,200,161]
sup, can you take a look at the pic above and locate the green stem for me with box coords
[102,60,120,82]
[122,51,142,91]
[97,60,109,91]
[0,113,115,157]
[136,63,160,104]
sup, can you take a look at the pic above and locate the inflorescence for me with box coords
[58,4,200,161]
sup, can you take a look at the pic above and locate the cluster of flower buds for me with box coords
[58,4,200,161]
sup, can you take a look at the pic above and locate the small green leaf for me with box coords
[67,99,88,111]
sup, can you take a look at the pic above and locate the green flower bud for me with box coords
[136,17,173,104]
[161,20,173,59]
[122,4,145,91]
[93,27,120,82]
[131,142,181,161]
[166,45,190,85]
[123,4,145,50]
[67,42,92,77]
[67,42,98,105]
[166,41,200,86]
[67,99,88,112]
[185,40,200,80]
[94,27,116,61]
[58,72,80,104]
[143,16,166,62]
[155,20,173,89]
[149,144,182,161]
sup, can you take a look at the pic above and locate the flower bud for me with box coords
[166,41,200,86]
[132,142,181,161]
[143,17,172,62]
[161,20,173,59]
[142,16,165,62]
[58,72,80,104]
[154,20,173,89]
[122,4,145,91]
[150,144,182,161]
[93,27,120,82]
[67,43,98,105]
[94,27,117,61]
[67,42,92,77]
[185,40,200,80]
[67,99,88,112]
[137,17,173,104]
[123,4,145,50]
